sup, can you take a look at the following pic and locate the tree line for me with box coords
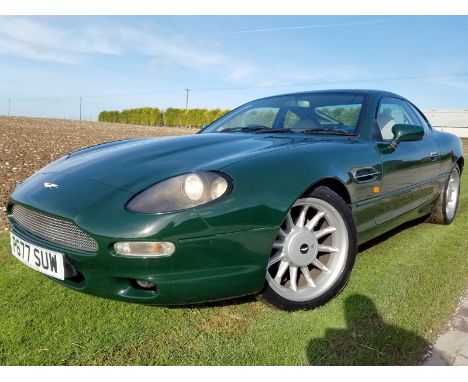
[98,107,230,128]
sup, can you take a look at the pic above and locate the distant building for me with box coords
[423,109,468,138]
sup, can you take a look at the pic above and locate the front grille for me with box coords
[10,204,98,253]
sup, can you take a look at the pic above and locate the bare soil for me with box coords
[0,116,196,230]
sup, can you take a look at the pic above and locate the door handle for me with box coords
[430,151,440,161]
[351,167,380,183]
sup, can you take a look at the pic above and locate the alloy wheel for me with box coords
[445,167,460,221]
[266,197,349,302]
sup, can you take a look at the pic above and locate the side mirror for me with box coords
[389,124,424,148]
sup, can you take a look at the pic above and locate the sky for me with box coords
[0,15,467,120]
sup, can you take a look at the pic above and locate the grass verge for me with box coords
[0,175,467,365]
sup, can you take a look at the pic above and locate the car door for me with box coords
[374,97,441,225]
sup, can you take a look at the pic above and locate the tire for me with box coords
[427,164,461,225]
[259,186,358,311]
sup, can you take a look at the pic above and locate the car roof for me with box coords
[256,89,404,101]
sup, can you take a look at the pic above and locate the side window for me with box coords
[405,102,431,135]
[376,98,417,140]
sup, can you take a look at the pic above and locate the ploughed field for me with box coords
[0,116,198,230]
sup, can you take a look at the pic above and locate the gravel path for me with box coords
[0,116,196,230]
[423,289,468,365]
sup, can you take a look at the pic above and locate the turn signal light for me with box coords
[114,241,175,257]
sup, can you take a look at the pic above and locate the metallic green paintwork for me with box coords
[392,124,425,144]
[7,90,464,305]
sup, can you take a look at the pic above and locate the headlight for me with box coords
[184,174,204,201]
[126,172,232,213]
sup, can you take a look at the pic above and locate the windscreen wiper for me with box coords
[220,126,294,133]
[253,128,295,134]
[219,125,270,133]
[302,128,354,136]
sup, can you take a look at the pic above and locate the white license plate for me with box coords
[10,232,65,280]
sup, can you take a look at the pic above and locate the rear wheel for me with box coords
[428,164,461,225]
[260,186,357,311]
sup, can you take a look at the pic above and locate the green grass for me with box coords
[1,175,467,365]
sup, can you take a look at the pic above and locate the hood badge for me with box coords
[43,182,59,189]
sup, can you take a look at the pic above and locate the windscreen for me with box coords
[203,93,366,135]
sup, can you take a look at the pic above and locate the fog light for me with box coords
[135,280,156,290]
[114,241,175,257]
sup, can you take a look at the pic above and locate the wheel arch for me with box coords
[300,177,352,207]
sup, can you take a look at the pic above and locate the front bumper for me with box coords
[8,208,278,305]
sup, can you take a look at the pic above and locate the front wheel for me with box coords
[260,186,357,311]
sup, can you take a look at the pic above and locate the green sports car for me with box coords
[7,90,464,310]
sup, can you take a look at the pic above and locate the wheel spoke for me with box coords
[268,252,285,268]
[312,258,331,273]
[278,228,287,238]
[274,261,289,283]
[317,244,339,253]
[285,213,294,231]
[272,241,284,250]
[314,226,336,239]
[289,266,298,291]
[296,206,309,228]
[306,211,325,230]
[301,267,316,287]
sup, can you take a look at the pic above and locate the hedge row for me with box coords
[98,107,230,128]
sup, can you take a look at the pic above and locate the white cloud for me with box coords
[0,17,233,73]
[0,17,361,88]
[0,18,77,63]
